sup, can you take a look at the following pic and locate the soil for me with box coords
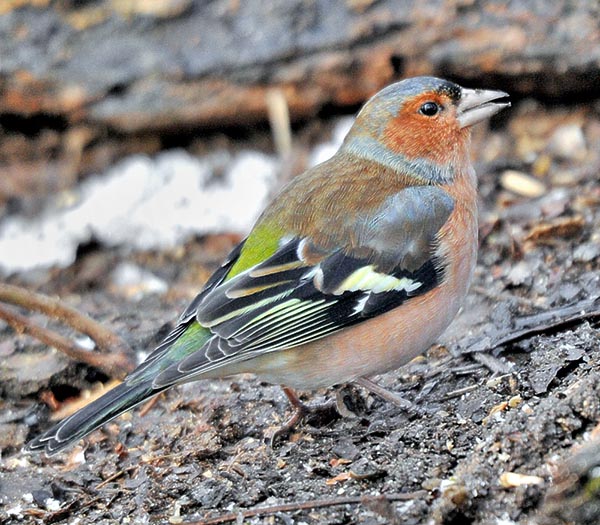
[1,98,599,525]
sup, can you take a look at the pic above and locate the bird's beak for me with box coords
[457,87,510,128]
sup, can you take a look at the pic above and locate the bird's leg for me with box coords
[281,386,310,425]
[268,386,337,446]
[354,377,417,412]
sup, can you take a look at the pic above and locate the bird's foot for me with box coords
[267,386,338,446]
[268,379,418,446]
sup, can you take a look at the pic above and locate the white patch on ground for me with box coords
[496,518,518,525]
[6,504,23,517]
[0,149,277,274]
[74,335,96,350]
[110,262,169,300]
[44,497,62,511]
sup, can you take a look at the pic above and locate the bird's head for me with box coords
[342,76,510,183]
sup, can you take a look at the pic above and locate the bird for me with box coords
[28,76,509,455]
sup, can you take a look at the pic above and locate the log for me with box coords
[0,0,597,133]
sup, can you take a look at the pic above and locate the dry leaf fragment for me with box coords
[326,471,353,485]
[508,395,523,408]
[325,468,378,485]
[524,215,585,243]
[482,401,508,425]
[50,379,121,421]
[329,457,353,468]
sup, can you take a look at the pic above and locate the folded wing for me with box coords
[152,185,455,387]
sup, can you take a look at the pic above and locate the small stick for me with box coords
[95,465,139,490]
[139,394,162,417]
[0,303,133,378]
[469,296,600,355]
[0,283,131,356]
[0,282,135,376]
[438,384,479,401]
[355,377,415,411]
[266,88,292,160]
[187,492,428,525]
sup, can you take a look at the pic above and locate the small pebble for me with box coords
[547,124,587,160]
[506,261,533,286]
[500,170,546,198]
[111,262,168,299]
[573,243,600,263]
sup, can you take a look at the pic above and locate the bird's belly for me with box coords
[250,282,467,389]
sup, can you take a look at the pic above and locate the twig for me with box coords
[471,285,541,309]
[512,296,600,331]
[448,363,484,375]
[476,296,600,353]
[186,492,428,525]
[0,303,133,378]
[470,352,514,374]
[0,282,135,377]
[95,465,139,490]
[437,384,479,401]
[0,283,131,355]
[139,393,162,417]
[266,88,292,160]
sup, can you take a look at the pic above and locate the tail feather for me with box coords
[27,381,164,456]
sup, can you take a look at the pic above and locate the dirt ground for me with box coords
[1,96,600,525]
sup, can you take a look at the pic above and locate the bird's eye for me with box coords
[419,102,440,117]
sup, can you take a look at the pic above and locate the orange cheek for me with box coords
[382,115,461,163]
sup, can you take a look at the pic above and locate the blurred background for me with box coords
[1,1,599,524]
[1,0,597,279]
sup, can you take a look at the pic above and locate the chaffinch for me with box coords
[29,76,509,455]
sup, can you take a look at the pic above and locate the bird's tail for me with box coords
[27,380,165,456]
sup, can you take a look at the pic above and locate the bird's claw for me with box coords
[267,387,338,447]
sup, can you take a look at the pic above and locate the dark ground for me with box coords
[1,97,600,525]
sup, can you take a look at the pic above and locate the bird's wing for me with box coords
[151,185,454,388]
[128,240,246,380]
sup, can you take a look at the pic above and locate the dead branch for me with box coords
[0,282,135,377]
[186,491,428,525]
[0,303,133,378]
[472,296,600,354]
